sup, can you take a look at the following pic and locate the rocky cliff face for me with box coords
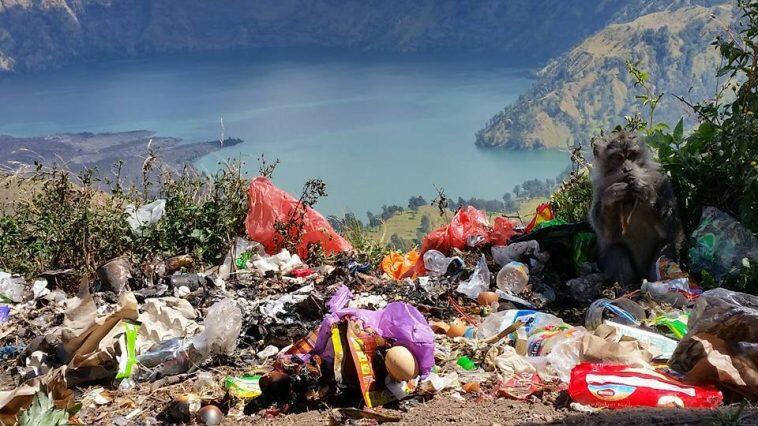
[476,4,732,150]
[0,0,726,73]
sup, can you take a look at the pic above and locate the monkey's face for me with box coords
[593,131,652,183]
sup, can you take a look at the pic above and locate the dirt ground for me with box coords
[258,395,756,426]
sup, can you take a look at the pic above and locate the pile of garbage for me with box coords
[1,178,757,424]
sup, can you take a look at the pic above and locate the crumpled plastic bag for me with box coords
[312,285,436,376]
[688,207,758,282]
[412,206,516,276]
[0,271,26,303]
[251,249,305,275]
[485,344,536,380]
[193,298,242,355]
[244,177,352,259]
[669,288,758,400]
[381,250,419,280]
[125,199,166,233]
[456,255,490,300]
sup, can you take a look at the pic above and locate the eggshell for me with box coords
[384,346,419,381]
[446,320,467,338]
[477,291,499,306]
[462,382,481,393]
[430,321,450,334]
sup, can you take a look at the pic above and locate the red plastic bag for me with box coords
[490,216,517,246]
[568,363,723,409]
[411,206,516,276]
[244,177,352,259]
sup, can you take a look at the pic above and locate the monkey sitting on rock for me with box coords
[589,130,684,286]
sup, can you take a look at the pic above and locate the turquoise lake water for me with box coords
[0,51,568,218]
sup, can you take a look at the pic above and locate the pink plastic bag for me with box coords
[245,177,352,259]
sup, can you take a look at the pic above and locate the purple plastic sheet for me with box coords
[0,305,9,323]
[312,285,436,375]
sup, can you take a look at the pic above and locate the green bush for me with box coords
[645,1,757,235]
[0,160,249,278]
[550,167,592,223]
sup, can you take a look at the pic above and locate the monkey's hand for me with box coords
[628,176,656,205]
[603,182,629,205]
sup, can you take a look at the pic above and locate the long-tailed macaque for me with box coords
[589,130,684,286]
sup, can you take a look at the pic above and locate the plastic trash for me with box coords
[585,297,645,330]
[688,206,758,282]
[495,261,529,294]
[655,256,688,281]
[456,255,490,300]
[542,327,586,383]
[0,306,9,322]
[96,257,133,294]
[225,375,262,399]
[381,250,419,280]
[244,177,352,259]
[491,241,540,267]
[525,203,554,233]
[489,216,518,246]
[651,313,689,340]
[641,278,701,307]
[31,279,50,300]
[125,199,166,233]
[116,322,140,380]
[602,321,678,359]
[457,356,476,371]
[193,298,243,355]
[251,249,305,275]
[422,250,464,277]
[312,285,436,376]
[0,272,26,303]
[475,309,563,340]
[669,288,758,400]
[136,298,242,380]
[218,237,263,280]
[413,206,516,275]
[569,363,723,409]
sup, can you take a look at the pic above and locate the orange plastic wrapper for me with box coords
[525,203,554,233]
[381,250,419,280]
[346,320,395,408]
[411,206,516,276]
[244,176,352,259]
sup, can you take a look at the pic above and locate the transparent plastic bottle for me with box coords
[585,297,645,330]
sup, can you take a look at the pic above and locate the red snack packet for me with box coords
[569,363,723,409]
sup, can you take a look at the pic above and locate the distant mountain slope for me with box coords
[0,0,725,73]
[0,131,240,184]
[476,4,732,150]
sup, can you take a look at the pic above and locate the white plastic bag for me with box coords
[456,255,490,300]
[125,199,166,233]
